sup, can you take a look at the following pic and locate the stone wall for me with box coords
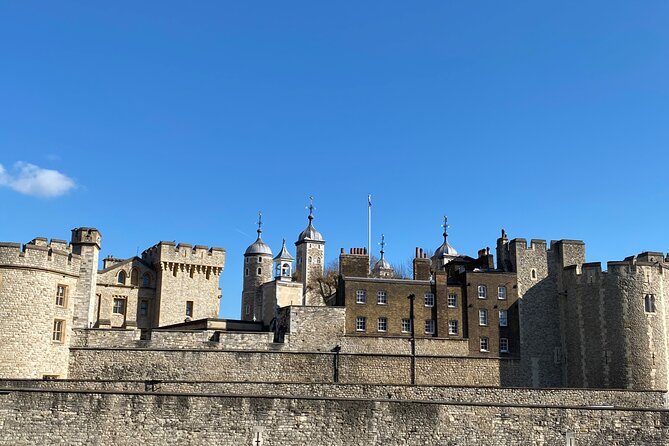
[0,239,82,379]
[67,347,525,386]
[1,379,666,408]
[1,389,669,445]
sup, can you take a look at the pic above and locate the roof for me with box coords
[296,219,324,243]
[273,239,294,261]
[245,237,272,256]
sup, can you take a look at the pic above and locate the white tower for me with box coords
[295,196,325,306]
[241,212,273,321]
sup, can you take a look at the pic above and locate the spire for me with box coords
[307,195,314,222]
[380,234,386,262]
[257,211,263,239]
[442,215,449,242]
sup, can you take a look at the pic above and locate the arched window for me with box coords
[117,271,126,285]
[531,269,537,280]
[130,269,139,286]
[257,267,262,275]
[282,263,290,277]
[645,294,656,313]
[142,273,151,287]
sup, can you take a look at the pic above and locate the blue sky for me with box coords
[1,1,668,318]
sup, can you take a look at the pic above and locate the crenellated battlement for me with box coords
[562,255,667,285]
[142,241,226,268]
[0,238,82,276]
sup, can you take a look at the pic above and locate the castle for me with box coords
[1,205,669,444]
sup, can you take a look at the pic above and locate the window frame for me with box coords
[480,337,489,352]
[355,316,366,332]
[112,297,126,315]
[447,293,457,308]
[497,286,507,300]
[377,317,387,332]
[424,292,435,307]
[448,320,458,336]
[377,290,387,305]
[186,300,194,317]
[424,319,435,335]
[55,284,67,307]
[356,290,367,304]
[499,309,508,327]
[478,285,487,299]
[479,309,488,326]
[52,319,65,343]
[500,337,509,353]
[401,318,411,334]
[645,294,656,313]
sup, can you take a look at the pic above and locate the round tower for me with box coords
[241,213,273,321]
[295,196,325,306]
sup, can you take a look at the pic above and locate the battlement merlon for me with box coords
[70,228,102,249]
[0,240,82,276]
[141,241,226,268]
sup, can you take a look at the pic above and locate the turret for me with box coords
[241,212,273,321]
[431,216,458,271]
[295,196,325,306]
[274,239,294,279]
[70,227,101,328]
[371,234,394,278]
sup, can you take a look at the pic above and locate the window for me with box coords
[478,285,487,299]
[142,273,151,287]
[424,319,435,335]
[308,256,312,264]
[356,290,367,304]
[498,286,507,300]
[139,300,148,317]
[424,293,435,307]
[448,320,458,335]
[317,257,321,264]
[480,337,489,352]
[499,310,508,327]
[113,298,126,315]
[479,309,488,326]
[55,285,66,307]
[377,317,387,332]
[245,304,251,316]
[401,319,412,333]
[257,267,262,275]
[645,294,656,313]
[258,257,262,263]
[356,316,366,332]
[377,291,387,305]
[52,319,65,342]
[245,268,249,277]
[117,270,126,285]
[447,294,457,308]
[500,338,509,353]
[186,301,194,317]
[531,269,537,280]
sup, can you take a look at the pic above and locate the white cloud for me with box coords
[0,162,76,198]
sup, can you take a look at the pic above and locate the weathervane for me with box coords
[257,211,263,237]
[307,195,315,221]
[442,215,449,240]
[379,234,386,260]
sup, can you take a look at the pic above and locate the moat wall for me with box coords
[1,389,668,446]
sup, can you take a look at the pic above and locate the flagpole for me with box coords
[368,194,371,273]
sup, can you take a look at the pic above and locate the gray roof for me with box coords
[373,257,392,270]
[245,237,272,256]
[297,220,324,243]
[273,239,294,261]
[434,235,458,258]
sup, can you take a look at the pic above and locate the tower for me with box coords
[432,216,458,271]
[241,212,273,321]
[70,227,102,328]
[295,196,325,306]
[372,234,394,278]
[274,239,294,279]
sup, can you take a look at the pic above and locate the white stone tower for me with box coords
[241,212,273,321]
[295,196,325,306]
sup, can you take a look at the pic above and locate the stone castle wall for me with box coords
[1,389,668,445]
[67,347,525,386]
